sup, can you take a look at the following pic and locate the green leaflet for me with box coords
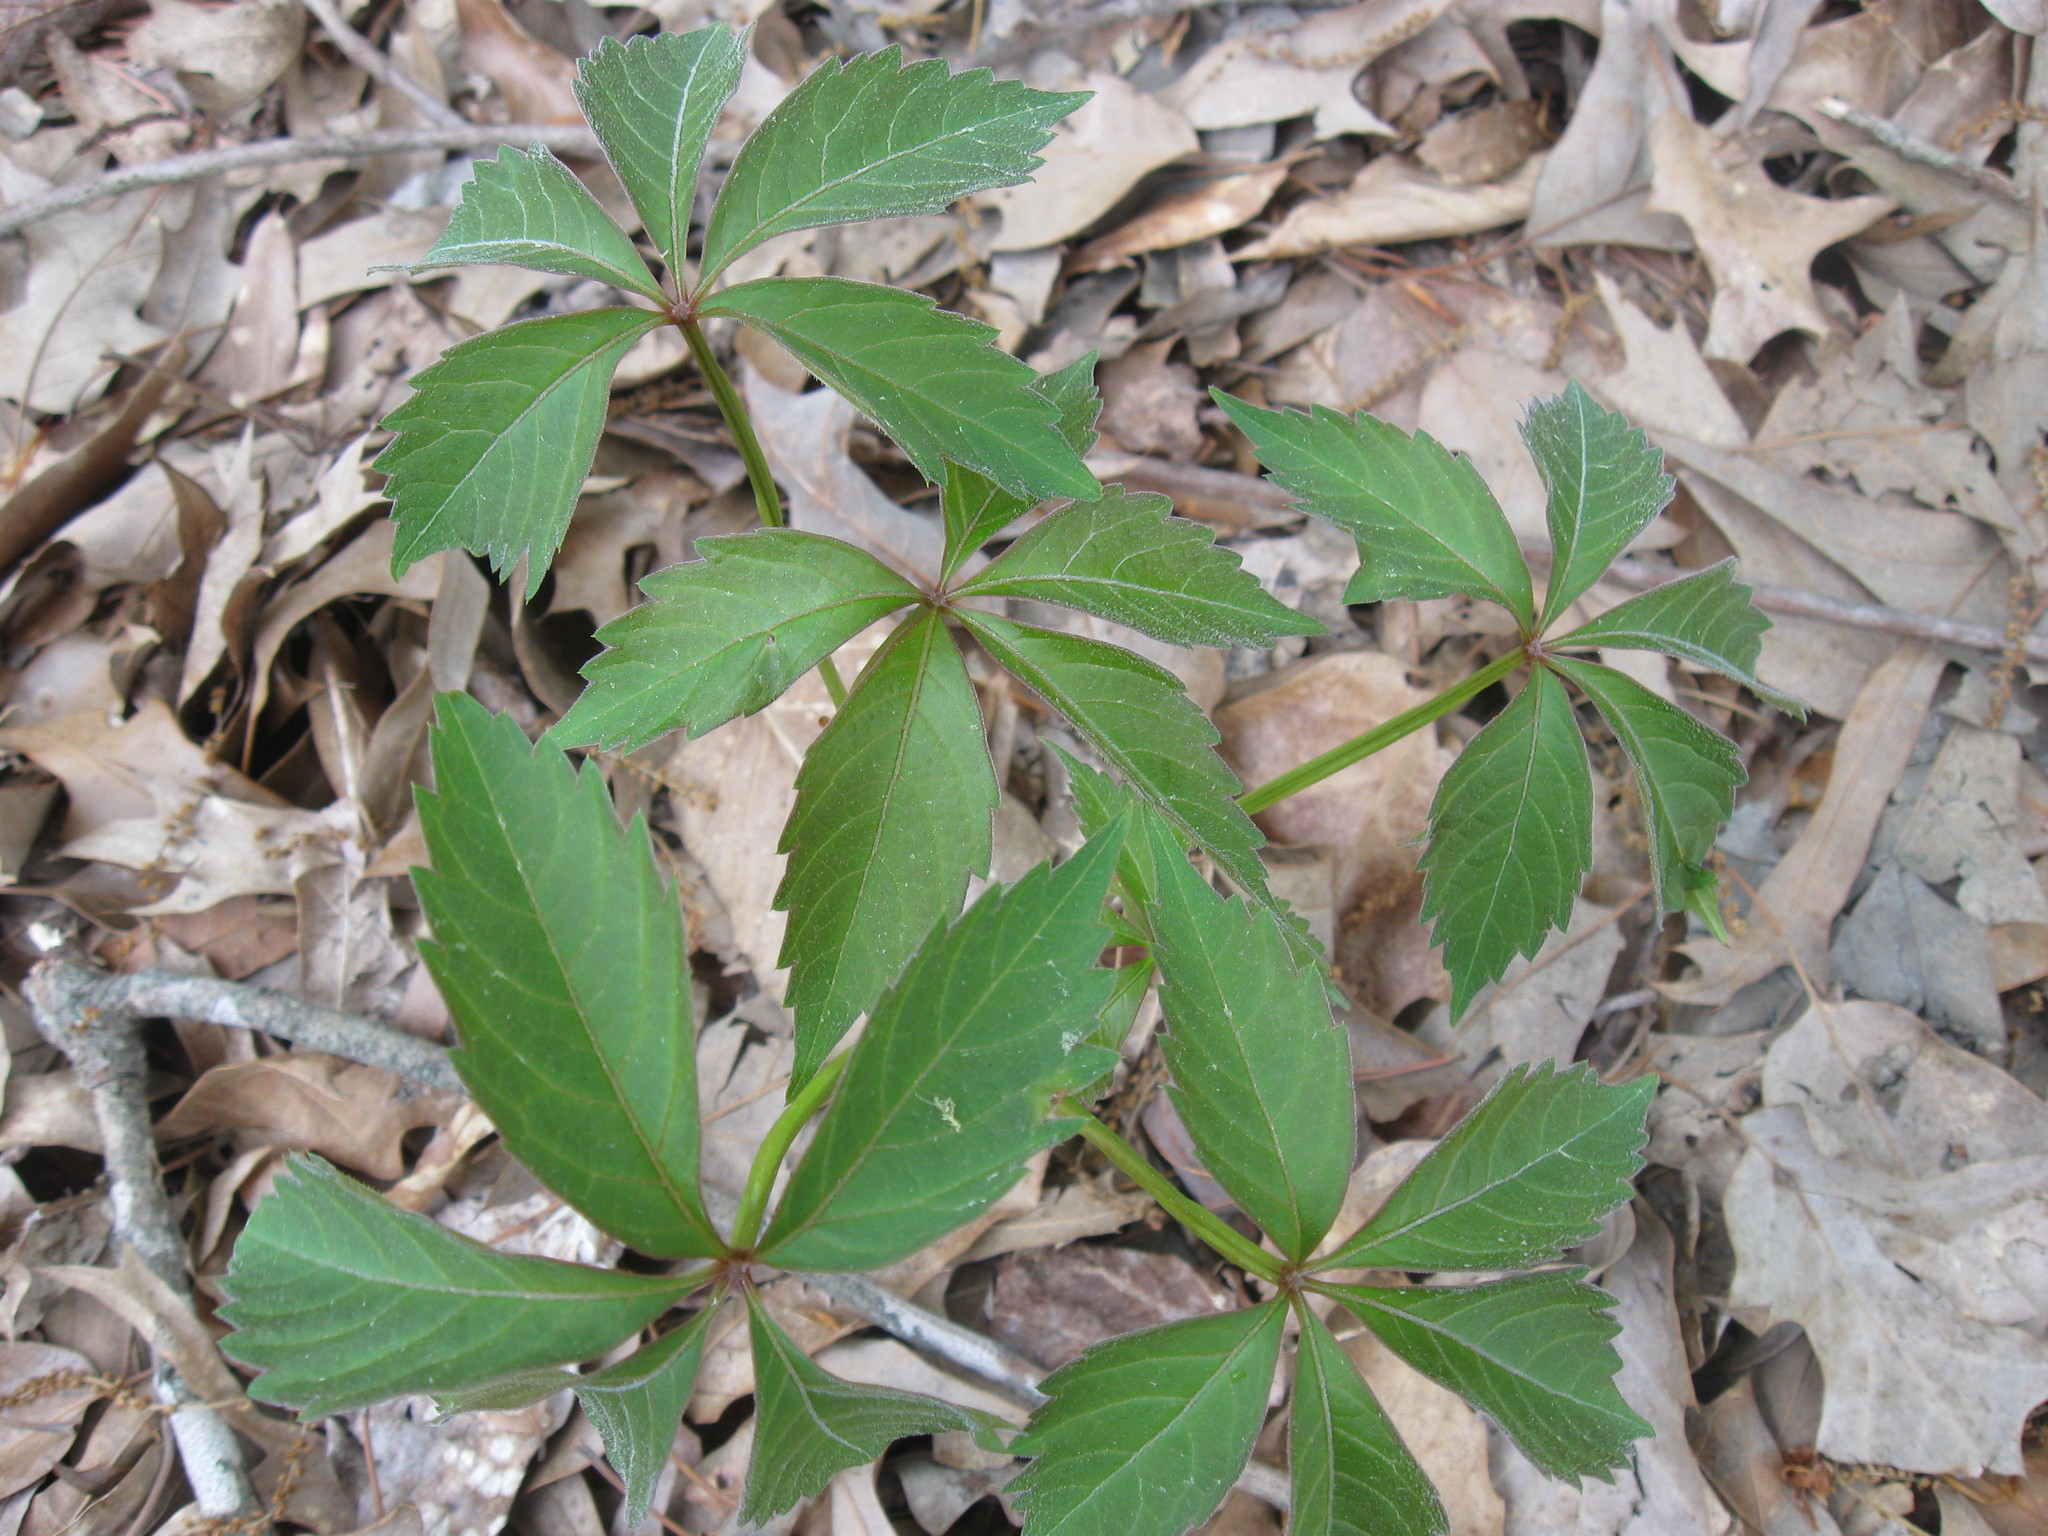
[1317,1062,1653,1273]
[703,277,1099,504]
[955,612,1299,961]
[218,1155,684,1417]
[742,1293,997,1522]
[411,144,664,301]
[1092,953,1153,1056]
[1053,745,1167,922]
[1010,1301,1286,1536]
[759,828,1123,1271]
[551,530,921,751]
[955,487,1324,649]
[940,353,1101,580]
[777,609,998,1086]
[433,1305,718,1528]
[379,306,661,595]
[1549,657,1746,911]
[1142,813,1353,1261]
[414,693,720,1258]
[1214,392,1535,631]
[1324,1273,1650,1481]
[573,29,747,272]
[1553,559,1805,716]
[1417,667,1592,1017]
[1290,1303,1445,1536]
[1522,381,1674,629]
[701,48,1086,282]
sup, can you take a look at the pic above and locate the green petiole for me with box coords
[731,1049,851,1250]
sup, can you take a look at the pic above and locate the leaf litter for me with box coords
[1,0,2047,1532]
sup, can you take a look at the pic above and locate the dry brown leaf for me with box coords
[127,0,304,115]
[1342,1326,1506,1536]
[176,428,266,706]
[975,73,1198,251]
[155,1053,457,1178]
[1830,863,2004,1054]
[46,34,190,161]
[1667,643,1943,1004]
[1097,340,1205,458]
[0,1071,100,1154]
[454,0,580,123]
[1235,151,1543,262]
[1895,725,2048,927]
[196,210,301,408]
[1724,1000,2048,1475]
[1588,274,1747,448]
[0,1342,102,1498]
[1074,163,1292,272]
[1156,0,1430,137]
[1416,349,1568,540]
[356,1398,561,1535]
[987,1244,1237,1370]
[1644,111,1893,362]
[1696,1376,1844,1536]
[1415,99,1545,186]
[956,1178,1151,1262]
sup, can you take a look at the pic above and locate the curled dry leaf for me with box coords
[156,1054,459,1181]
[1234,151,1544,262]
[0,1342,103,1499]
[127,0,305,116]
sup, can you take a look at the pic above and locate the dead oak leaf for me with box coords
[1646,110,1893,362]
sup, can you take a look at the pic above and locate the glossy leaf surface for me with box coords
[380,307,660,594]
[777,609,998,1085]
[415,693,720,1257]
[220,1155,682,1417]
[760,829,1123,1270]
[553,530,921,751]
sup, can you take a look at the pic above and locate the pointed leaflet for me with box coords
[409,144,663,301]
[742,1293,996,1523]
[957,611,1309,961]
[941,353,1100,579]
[703,277,1098,503]
[760,830,1123,1271]
[1290,1303,1445,1536]
[1214,392,1535,630]
[1143,813,1352,1261]
[1009,1302,1285,1536]
[1549,656,1746,911]
[573,28,747,271]
[1524,381,1674,629]
[956,488,1324,648]
[1553,559,1805,715]
[1418,667,1592,1017]
[380,307,660,594]
[777,609,998,1087]
[415,694,720,1257]
[700,47,1086,282]
[1324,1273,1650,1481]
[433,1306,718,1528]
[219,1156,683,1417]
[1052,744,1168,925]
[1317,1062,1653,1273]
[552,530,920,751]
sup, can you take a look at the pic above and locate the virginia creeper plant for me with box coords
[218,24,1800,1536]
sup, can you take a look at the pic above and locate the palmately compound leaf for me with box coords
[1214,392,1535,631]
[1549,656,1746,912]
[1009,1301,1285,1536]
[955,611,1304,962]
[703,277,1098,504]
[219,1155,684,1417]
[573,28,747,272]
[379,307,661,594]
[409,144,664,301]
[1142,814,1353,1261]
[955,487,1324,649]
[415,693,721,1257]
[941,352,1101,580]
[552,530,921,751]
[434,1305,719,1528]
[1323,1273,1651,1481]
[777,609,998,1086]
[1316,1062,1653,1273]
[1418,666,1592,1016]
[759,828,1123,1271]
[1552,558,1805,716]
[1522,380,1674,629]
[700,48,1086,282]
[1290,1303,1445,1536]
[742,1292,997,1523]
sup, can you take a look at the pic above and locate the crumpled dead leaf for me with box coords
[1235,150,1545,262]
[127,0,304,115]
[155,1053,457,1179]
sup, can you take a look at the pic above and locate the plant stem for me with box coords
[1238,648,1523,814]
[1063,1104,1282,1282]
[679,316,848,706]
[731,1051,851,1250]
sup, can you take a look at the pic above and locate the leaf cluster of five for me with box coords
[220,686,1658,1536]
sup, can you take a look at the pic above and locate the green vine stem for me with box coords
[1238,647,1523,814]
[1063,1103,1282,1282]
[731,1050,851,1250]
[680,316,848,707]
